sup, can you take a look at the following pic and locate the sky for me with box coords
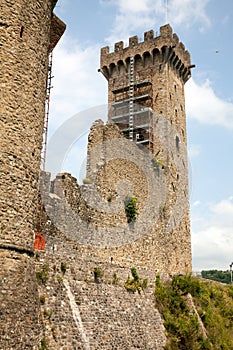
[47,0,233,272]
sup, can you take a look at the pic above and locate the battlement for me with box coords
[100,24,193,84]
[50,13,66,51]
[50,0,58,10]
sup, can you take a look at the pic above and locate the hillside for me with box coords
[154,274,233,349]
[35,250,233,349]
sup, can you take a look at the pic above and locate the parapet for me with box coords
[50,13,66,51]
[50,0,58,10]
[100,24,193,83]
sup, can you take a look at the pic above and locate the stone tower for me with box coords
[95,24,193,274]
[0,1,65,348]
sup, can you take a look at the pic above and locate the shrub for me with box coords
[39,338,47,350]
[124,267,147,294]
[44,309,53,319]
[124,195,138,223]
[60,262,67,274]
[112,272,119,285]
[94,267,103,283]
[201,269,231,284]
[154,274,233,349]
[152,155,163,170]
[36,264,49,285]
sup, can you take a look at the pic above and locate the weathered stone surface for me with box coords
[1,10,192,348]
[36,250,167,349]
[40,119,191,276]
[0,1,65,348]
[0,250,42,350]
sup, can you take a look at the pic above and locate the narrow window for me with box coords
[175,135,180,149]
[20,26,24,38]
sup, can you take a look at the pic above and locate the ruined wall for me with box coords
[41,119,191,276]
[0,1,65,348]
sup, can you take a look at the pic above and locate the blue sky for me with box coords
[47,0,233,271]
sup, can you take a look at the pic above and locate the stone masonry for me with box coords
[41,117,191,276]
[0,1,65,348]
[1,8,194,348]
[100,24,194,146]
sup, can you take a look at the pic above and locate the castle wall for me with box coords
[0,1,65,348]
[35,250,167,349]
[0,0,53,251]
[36,105,191,347]
[41,119,191,275]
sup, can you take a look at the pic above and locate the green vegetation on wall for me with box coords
[94,266,104,283]
[39,338,47,350]
[124,196,138,223]
[36,264,49,285]
[124,267,148,294]
[154,274,233,349]
[60,262,67,274]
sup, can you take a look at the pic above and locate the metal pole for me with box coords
[230,263,233,284]
[165,0,168,24]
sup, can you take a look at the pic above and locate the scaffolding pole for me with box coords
[38,52,53,236]
[41,52,53,171]
[129,57,134,141]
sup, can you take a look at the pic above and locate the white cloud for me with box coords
[117,0,151,13]
[168,0,211,29]
[104,0,210,44]
[188,144,201,158]
[211,197,233,226]
[186,78,233,129]
[193,200,201,207]
[211,198,233,215]
[49,36,107,134]
[192,197,233,270]
[192,225,233,270]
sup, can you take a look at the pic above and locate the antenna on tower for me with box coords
[165,0,168,24]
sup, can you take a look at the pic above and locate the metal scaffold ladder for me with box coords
[35,52,53,250]
[129,57,134,141]
[41,52,53,171]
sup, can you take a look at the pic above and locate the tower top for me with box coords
[100,24,194,84]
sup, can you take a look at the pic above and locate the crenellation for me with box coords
[172,33,179,45]
[160,23,173,37]
[101,45,110,56]
[179,41,185,51]
[114,40,124,52]
[144,29,154,41]
[100,25,192,86]
[129,35,138,47]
